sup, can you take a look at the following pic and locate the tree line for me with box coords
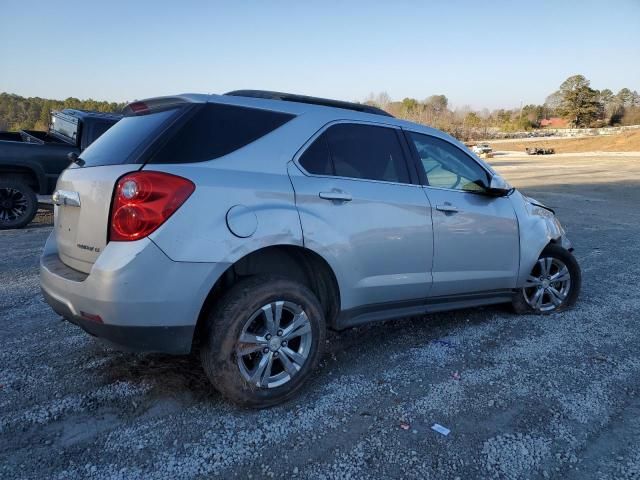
[1,75,638,139]
[0,92,125,131]
[364,75,640,139]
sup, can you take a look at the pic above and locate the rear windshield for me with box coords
[84,120,117,147]
[149,103,295,164]
[78,108,178,167]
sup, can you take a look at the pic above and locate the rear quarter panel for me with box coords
[146,118,322,263]
[147,164,304,262]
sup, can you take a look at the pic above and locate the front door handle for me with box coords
[436,203,458,213]
[319,191,352,202]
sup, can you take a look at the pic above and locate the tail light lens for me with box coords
[109,171,195,241]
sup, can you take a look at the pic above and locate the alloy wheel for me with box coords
[235,301,313,388]
[522,257,571,312]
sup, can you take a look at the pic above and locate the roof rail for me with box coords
[225,90,393,118]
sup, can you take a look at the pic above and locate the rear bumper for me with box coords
[42,288,194,353]
[40,233,230,354]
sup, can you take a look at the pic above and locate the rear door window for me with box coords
[299,123,411,183]
[325,124,410,184]
[150,103,295,164]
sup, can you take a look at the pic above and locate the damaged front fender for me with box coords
[511,190,572,287]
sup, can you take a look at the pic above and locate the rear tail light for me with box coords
[109,171,195,242]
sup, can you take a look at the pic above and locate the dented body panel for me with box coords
[510,190,572,286]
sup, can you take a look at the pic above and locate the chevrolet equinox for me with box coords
[40,91,581,407]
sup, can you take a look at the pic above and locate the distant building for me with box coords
[540,117,568,128]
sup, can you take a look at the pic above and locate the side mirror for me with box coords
[67,151,84,167]
[486,175,511,197]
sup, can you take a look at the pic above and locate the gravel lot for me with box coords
[2,152,640,479]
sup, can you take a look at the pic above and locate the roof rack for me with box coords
[225,90,393,118]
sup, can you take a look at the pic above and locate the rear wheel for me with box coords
[0,180,37,230]
[512,244,581,314]
[200,275,326,408]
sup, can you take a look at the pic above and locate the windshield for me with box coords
[78,108,179,167]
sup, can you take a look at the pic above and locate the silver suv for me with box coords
[40,91,581,407]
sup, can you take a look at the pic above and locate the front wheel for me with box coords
[512,244,581,314]
[200,275,326,408]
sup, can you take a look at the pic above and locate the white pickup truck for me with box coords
[472,143,493,155]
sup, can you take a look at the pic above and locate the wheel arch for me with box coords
[0,164,45,194]
[193,244,342,349]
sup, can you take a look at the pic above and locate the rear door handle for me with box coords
[436,204,458,213]
[319,191,352,202]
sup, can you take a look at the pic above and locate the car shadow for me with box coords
[97,302,512,404]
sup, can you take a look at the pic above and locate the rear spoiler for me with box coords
[122,95,203,116]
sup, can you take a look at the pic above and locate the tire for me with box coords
[512,244,581,314]
[0,179,38,230]
[200,275,326,408]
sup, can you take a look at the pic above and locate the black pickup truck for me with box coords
[0,109,121,229]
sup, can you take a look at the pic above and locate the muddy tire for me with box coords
[0,180,38,230]
[512,244,581,314]
[200,275,326,408]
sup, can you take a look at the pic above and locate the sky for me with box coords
[1,0,639,110]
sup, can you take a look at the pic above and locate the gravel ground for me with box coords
[1,153,640,479]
